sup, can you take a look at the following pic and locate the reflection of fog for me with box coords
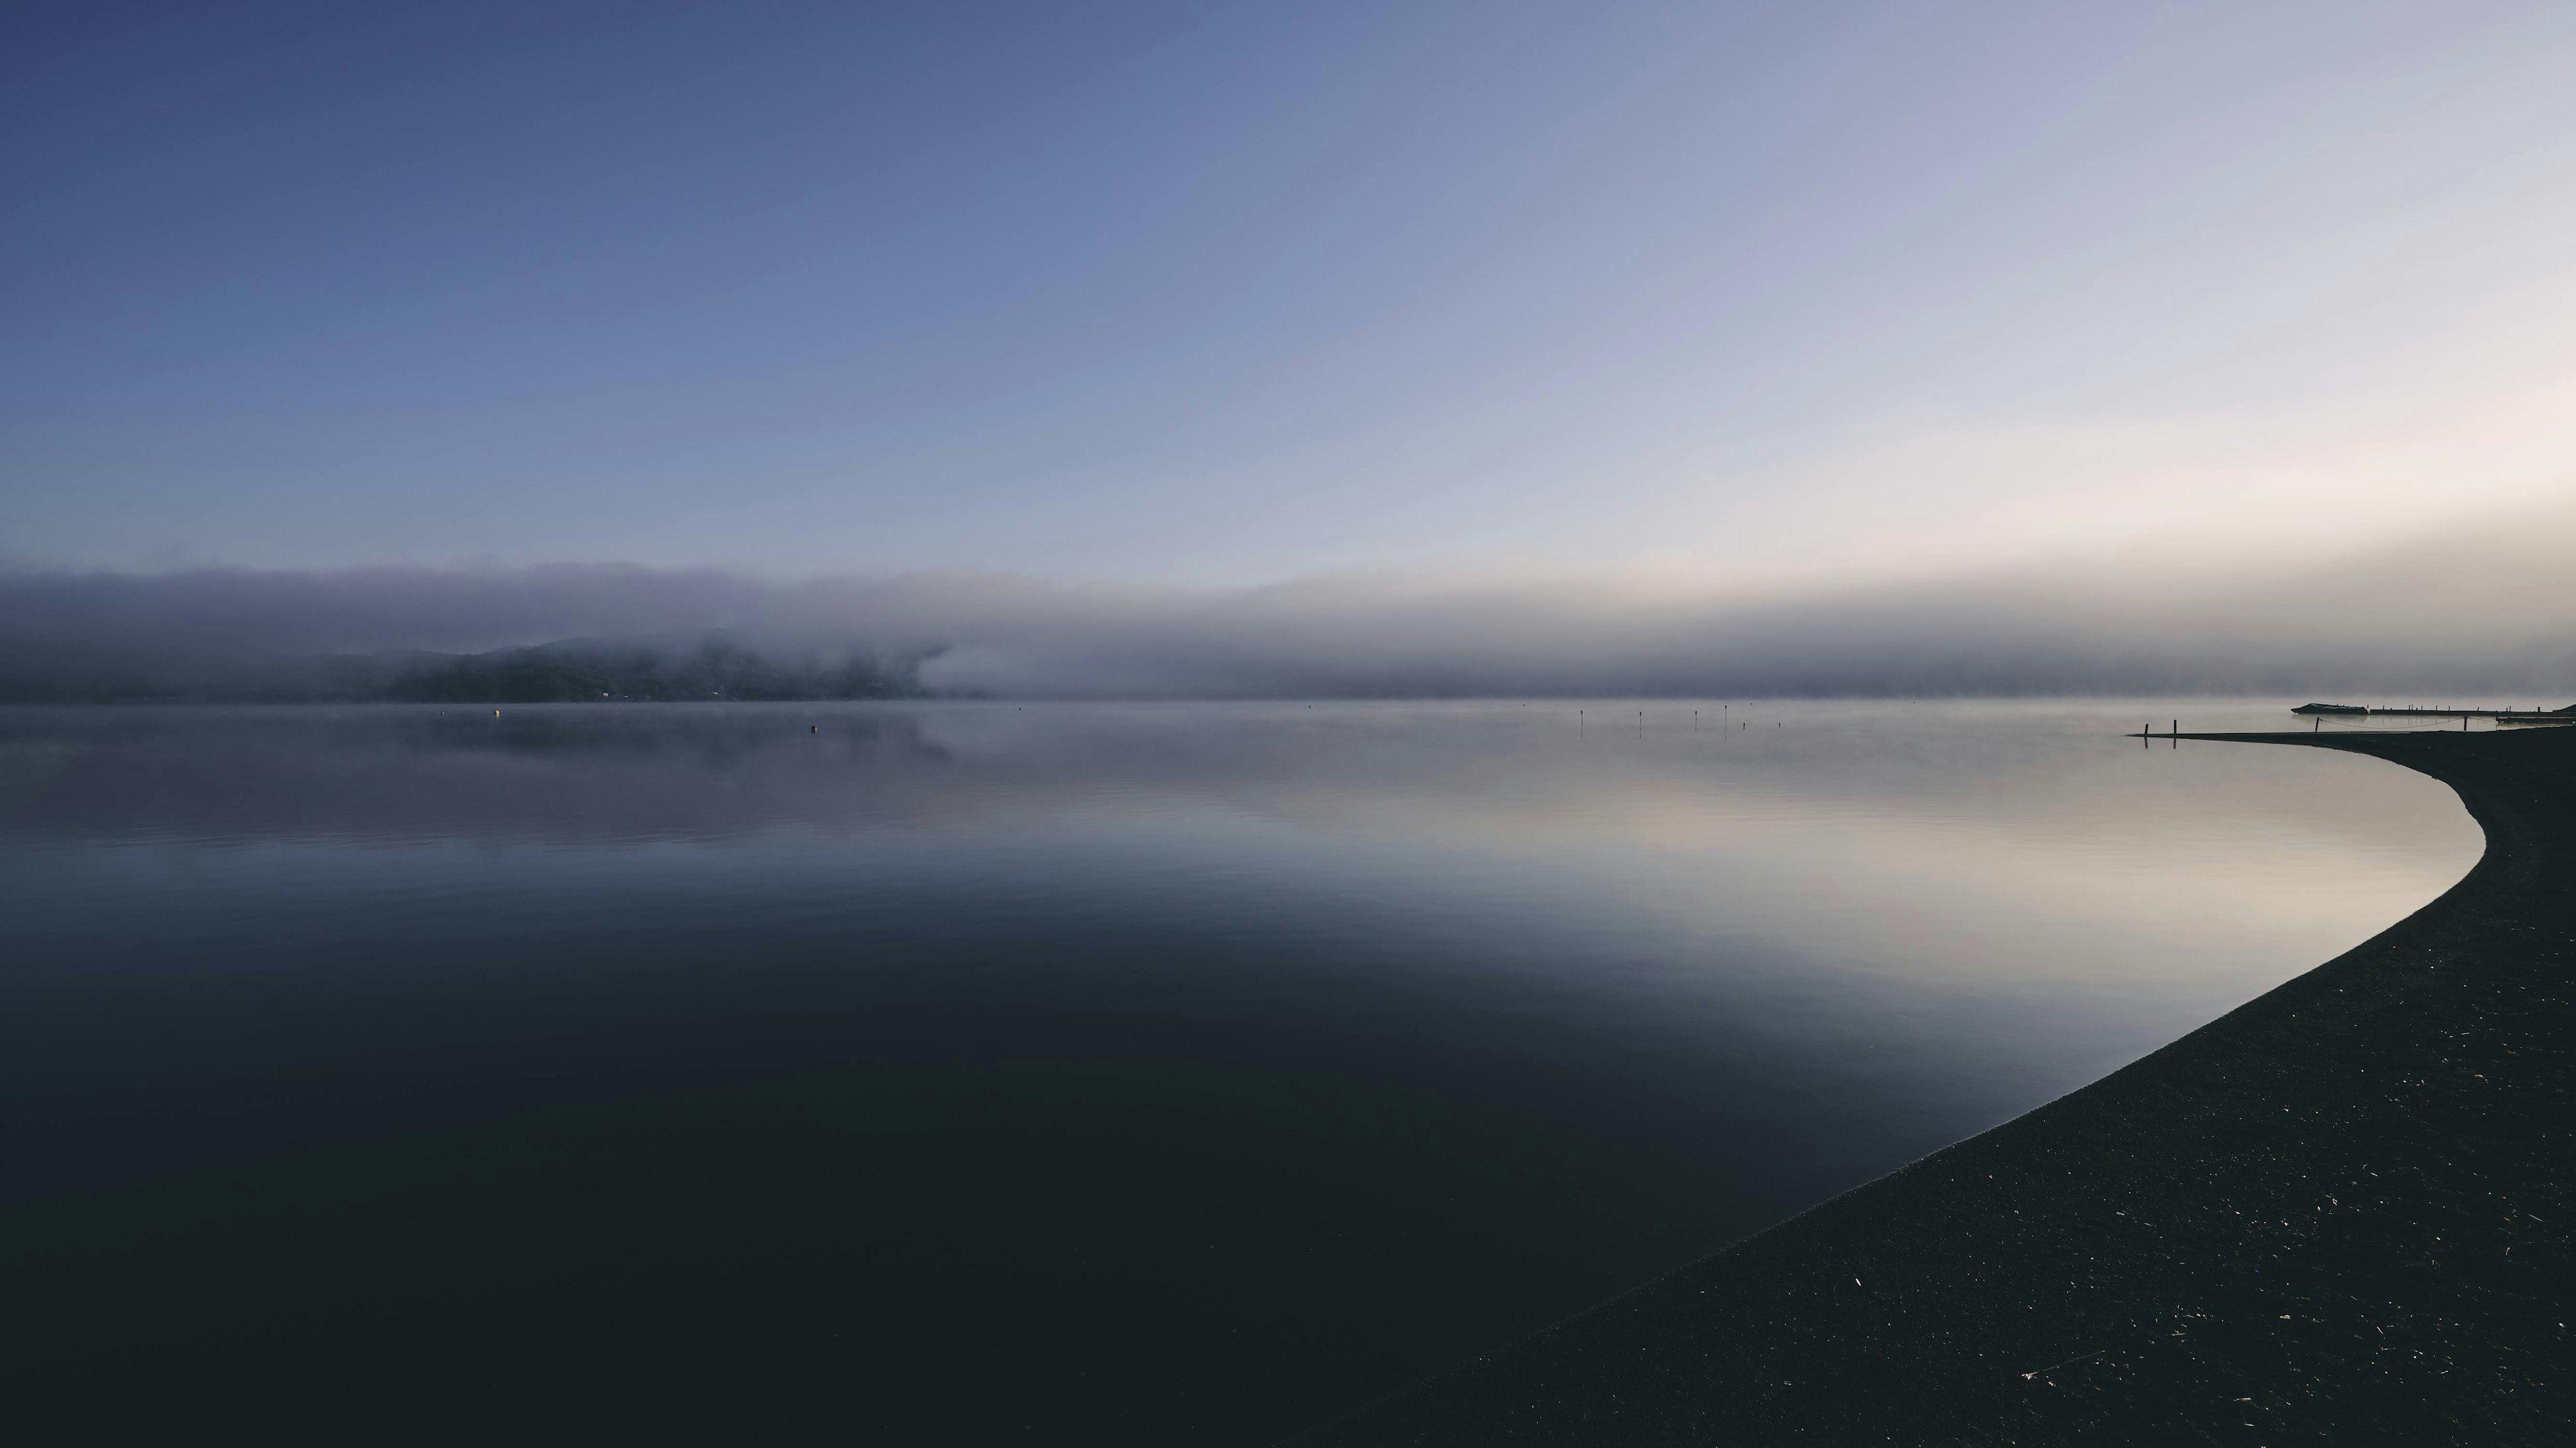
[0,698,2482,845]
[0,702,2476,991]
[0,699,2479,1175]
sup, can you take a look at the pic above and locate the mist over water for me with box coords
[10,516,2576,702]
[0,698,2479,1440]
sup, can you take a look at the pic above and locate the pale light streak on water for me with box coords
[2,700,2471,1142]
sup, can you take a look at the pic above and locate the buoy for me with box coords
[810,724,818,733]
[493,709,500,718]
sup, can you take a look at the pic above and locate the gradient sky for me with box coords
[7,1,2575,587]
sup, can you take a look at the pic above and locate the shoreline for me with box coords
[1305,728,2574,1444]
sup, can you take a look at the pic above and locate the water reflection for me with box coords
[0,700,2480,1441]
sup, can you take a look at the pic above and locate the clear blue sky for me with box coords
[7,1,2574,586]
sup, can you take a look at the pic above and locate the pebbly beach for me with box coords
[1306,726,2574,1445]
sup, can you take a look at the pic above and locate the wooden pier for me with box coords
[2292,702,2576,722]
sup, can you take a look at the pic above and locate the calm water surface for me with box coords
[0,700,2479,1441]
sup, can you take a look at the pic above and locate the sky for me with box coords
[4,2,2576,693]
[7,0,2575,583]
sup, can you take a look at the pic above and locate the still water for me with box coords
[0,700,2479,1440]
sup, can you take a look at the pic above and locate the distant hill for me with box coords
[0,636,933,704]
[382,638,927,704]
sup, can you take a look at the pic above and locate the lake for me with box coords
[0,700,2480,1441]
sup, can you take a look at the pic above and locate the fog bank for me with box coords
[5,517,2575,701]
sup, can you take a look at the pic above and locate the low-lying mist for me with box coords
[5,514,2573,702]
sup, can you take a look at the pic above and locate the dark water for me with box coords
[0,701,2477,1441]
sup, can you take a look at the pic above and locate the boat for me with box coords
[2290,702,2369,716]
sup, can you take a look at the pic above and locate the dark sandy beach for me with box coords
[1306,726,2575,1445]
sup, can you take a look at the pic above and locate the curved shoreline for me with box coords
[1305,729,2574,1444]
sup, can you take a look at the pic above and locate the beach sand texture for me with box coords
[1308,727,2573,1445]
